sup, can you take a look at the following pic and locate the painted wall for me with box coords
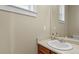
[68,5,79,37]
[0,5,51,53]
[0,11,11,53]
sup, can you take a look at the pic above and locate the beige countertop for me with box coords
[38,38,79,54]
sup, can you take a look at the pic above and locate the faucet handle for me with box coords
[52,33,54,35]
[51,32,58,36]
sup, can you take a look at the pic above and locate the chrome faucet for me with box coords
[51,32,58,40]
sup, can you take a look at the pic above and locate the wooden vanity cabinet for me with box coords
[38,44,57,54]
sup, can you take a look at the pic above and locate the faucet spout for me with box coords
[51,32,58,40]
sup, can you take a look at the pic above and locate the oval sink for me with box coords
[47,40,73,50]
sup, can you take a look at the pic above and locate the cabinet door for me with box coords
[38,44,51,54]
[50,51,57,54]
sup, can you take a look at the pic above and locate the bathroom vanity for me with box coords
[38,44,57,54]
[37,37,79,54]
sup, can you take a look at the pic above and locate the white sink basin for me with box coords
[47,40,73,50]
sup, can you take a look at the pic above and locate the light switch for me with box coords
[43,26,46,31]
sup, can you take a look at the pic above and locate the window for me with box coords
[12,5,36,12]
[0,5,37,17]
[59,5,65,22]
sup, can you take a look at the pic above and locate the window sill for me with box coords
[58,20,65,24]
[0,5,37,17]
